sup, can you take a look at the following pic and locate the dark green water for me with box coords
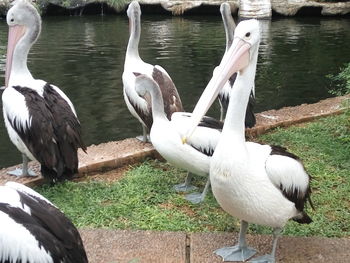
[0,15,349,168]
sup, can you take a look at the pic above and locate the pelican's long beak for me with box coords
[182,37,251,143]
[5,25,26,88]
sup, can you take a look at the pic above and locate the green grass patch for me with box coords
[37,161,233,232]
[36,113,350,238]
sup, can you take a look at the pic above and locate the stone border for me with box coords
[0,94,348,187]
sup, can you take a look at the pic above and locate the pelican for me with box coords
[184,19,313,262]
[217,3,256,127]
[2,0,86,182]
[0,181,88,263]
[134,69,222,204]
[122,1,183,142]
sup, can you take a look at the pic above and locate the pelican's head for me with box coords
[7,0,41,30]
[220,2,231,14]
[126,1,141,37]
[5,0,41,87]
[133,72,159,98]
[127,1,141,20]
[183,19,260,143]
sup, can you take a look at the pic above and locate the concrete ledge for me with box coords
[0,138,161,186]
[0,95,348,186]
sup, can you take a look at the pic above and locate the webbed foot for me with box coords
[249,254,275,263]
[215,245,257,262]
[136,135,150,142]
[7,168,37,177]
[173,182,197,193]
[185,192,205,204]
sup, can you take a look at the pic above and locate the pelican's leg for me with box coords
[7,154,37,177]
[220,104,225,121]
[215,220,256,262]
[185,177,211,204]
[136,124,150,142]
[174,172,198,192]
[248,228,282,263]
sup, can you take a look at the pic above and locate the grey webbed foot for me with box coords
[7,168,37,177]
[185,192,205,204]
[249,254,275,263]
[215,245,257,262]
[174,172,197,192]
[136,134,150,142]
[173,183,197,193]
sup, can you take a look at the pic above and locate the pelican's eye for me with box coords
[10,18,14,22]
[245,32,251,39]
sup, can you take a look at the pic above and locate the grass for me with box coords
[38,162,234,232]
[36,112,350,238]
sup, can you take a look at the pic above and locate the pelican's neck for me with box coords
[222,11,234,52]
[148,82,168,122]
[222,54,257,142]
[10,26,37,83]
[126,12,141,61]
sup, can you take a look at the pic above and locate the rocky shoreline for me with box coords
[0,0,349,17]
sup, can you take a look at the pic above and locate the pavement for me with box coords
[80,228,350,263]
[0,95,349,262]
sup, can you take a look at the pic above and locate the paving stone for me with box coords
[80,228,187,263]
[190,232,350,263]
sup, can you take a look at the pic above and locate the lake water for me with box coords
[0,15,349,168]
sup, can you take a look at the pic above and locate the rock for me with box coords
[271,0,350,16]
[0,0,349,18]
[239,0,272,19]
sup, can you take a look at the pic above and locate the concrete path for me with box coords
[80,228,350,263]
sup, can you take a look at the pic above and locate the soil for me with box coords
[0,94,348,186]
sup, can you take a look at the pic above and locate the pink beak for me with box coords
[5,25,26,88]
[183,37,251,142]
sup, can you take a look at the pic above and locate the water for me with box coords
[0,15,349,168]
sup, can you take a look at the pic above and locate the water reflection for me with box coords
[0,15,349,168]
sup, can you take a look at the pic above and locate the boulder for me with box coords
[0,0,349,17]
[272,0,350,16]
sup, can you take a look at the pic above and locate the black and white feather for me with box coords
[185,19,313,262]
[122,1,183,142]
[2,0,86,181]
[217,3,256,127]
[0,181,88,263]
[267,145,313,222]
[134,72,221,203]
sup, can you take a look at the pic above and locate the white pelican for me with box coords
[2,0,86,182]
[0,181,88,263]
[217,3,256,127]
[122,1,183,142]
[184,19,313,262]
[134,69,222,204]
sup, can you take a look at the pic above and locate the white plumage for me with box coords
[0,181,88,263]
[134,72,222,203]
[185,19,312,262]
[2,0,86,181]
[216,3,256,127]
[122,1,183,142]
